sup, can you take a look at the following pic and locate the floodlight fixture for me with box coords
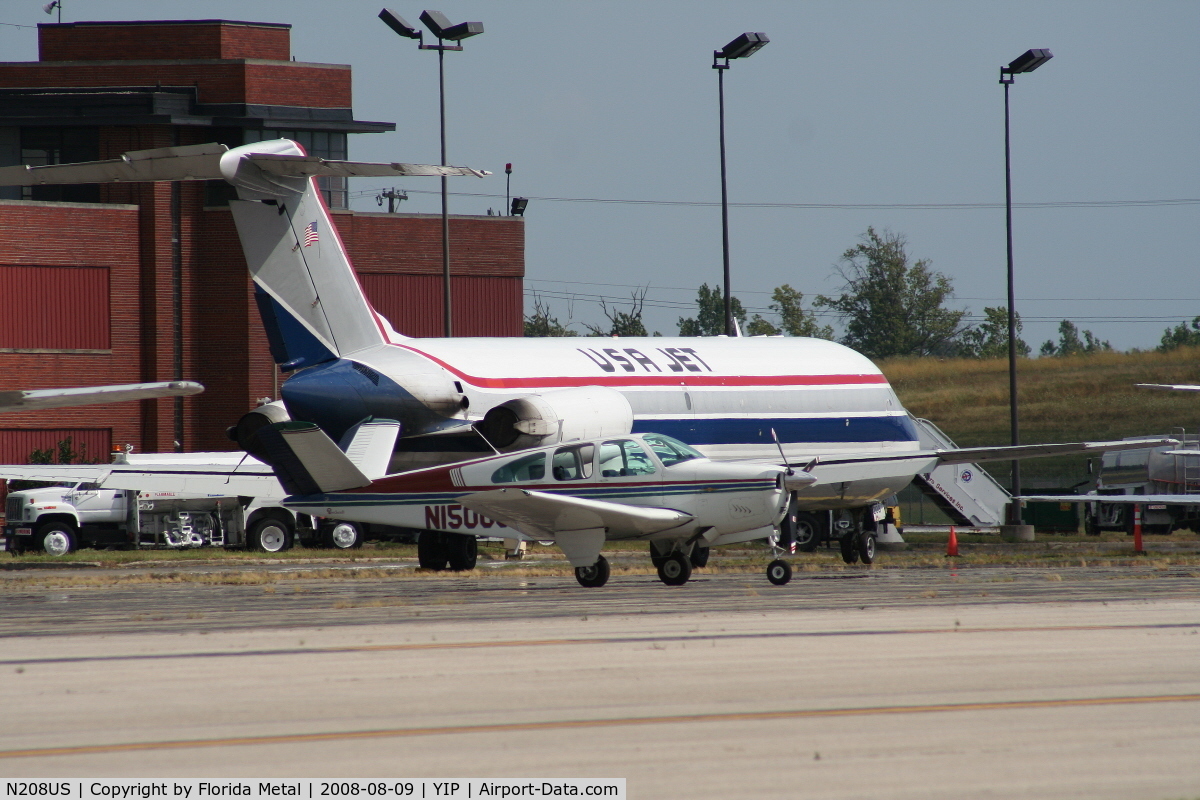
[1004,48,1053,76]
[510,197,528,217]
[379,9,422,40]
[418,10,482,41]
[718,32,769,61]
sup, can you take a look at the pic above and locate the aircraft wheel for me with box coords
[38,522,76,557]
[794,511,823,552]
[690,545,710,568]
[839,533,860,564]
[417,531,448,570]
[444,533,478,571]
[766,559,792,586]
[857,531,876,564]
[322,521,363,550]
[575,555,611,588]
[657,552,692,586]
[247,518,292,553]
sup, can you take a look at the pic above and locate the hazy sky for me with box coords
[3,1,1197,351]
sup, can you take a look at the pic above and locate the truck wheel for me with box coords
[38,522,77,557]
[794,511,823,552]
[322,521,363,550]
[247,518,292,553]
[445,533,478,571]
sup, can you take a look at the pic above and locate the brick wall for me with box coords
[0,199,145,453]
[0,62,351,108]
[39,21,291,62]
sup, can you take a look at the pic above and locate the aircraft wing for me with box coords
[1021,494,1200,505]
[457,488,694,540]
[933,438,1179,465]
[0,381,203,412]
[1136,384,1200,392]
[0,462,280,497]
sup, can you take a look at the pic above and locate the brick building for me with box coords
[0,19,523,460]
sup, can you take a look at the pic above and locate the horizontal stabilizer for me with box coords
[0,381,203,412]
[0,141,485,190]
[0,144,228,185]
[247,154,488,179]
[458,488,693,540]
[936,438,1178,465]
[255,422,371,495]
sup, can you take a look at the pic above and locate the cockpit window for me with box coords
[552,444,594,481]
[598,439,657,477]
[641,434,704,467]
[491,452,546,484]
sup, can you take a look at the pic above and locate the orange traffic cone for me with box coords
[946,526,959,557]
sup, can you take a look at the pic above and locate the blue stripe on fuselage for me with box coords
[633,415,919,446]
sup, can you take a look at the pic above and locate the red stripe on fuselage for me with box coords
[387,343,887,389]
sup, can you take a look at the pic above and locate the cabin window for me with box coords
[641,434,703,467]
[552,444,594,481]
[598,440,657,478]
[491,452,546,483]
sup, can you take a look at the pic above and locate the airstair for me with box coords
[910,416,1011,527]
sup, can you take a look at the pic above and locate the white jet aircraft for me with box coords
[0,141,1174,569]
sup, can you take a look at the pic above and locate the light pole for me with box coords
[713,32,768,337]
[379,9,483,337]
[1000,48,1052,516]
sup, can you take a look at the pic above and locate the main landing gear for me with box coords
[575,555,611,587]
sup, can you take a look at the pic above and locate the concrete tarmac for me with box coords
[1,563,1199,798]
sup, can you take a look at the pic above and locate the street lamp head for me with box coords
[419,10,483,41]
[719,32,769,60]
[441,21,484,41]
[510,197,528,217]
[379,8,422,39]
[1004,48,1053,75]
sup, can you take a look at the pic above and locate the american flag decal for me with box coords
[303,220,319,247]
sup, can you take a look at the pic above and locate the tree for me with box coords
[766,284,833,339]
[523,295,577,337]
[1157,316,1200,352]
[958,306,1030,359]
[1039,319,1112,357]
[584,288,654,337]
[814,227,966,359]
[678,283,745,336]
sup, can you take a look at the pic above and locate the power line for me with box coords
[352,186,1200,211]
[525,278,1200,304]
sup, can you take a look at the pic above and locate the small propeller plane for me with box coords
[260,422,815,587]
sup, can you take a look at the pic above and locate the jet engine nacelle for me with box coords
[227,400,291,461]
[477,386,633,452]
